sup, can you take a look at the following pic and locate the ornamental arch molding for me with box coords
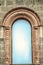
[2,7,41,65]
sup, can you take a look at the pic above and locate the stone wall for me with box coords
[0,0,43,65]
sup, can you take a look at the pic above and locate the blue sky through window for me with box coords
[12,19,32,64]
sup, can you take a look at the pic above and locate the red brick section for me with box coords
[2,7,40,65]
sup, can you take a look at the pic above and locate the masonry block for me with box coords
[0,0,43,65]
[6,0,13,6]
[0,0,4,6]
[0,40,5,65]
[15,0,24,5]
[38,0,43,4]
[40,37,43,44]
[1,6,13,13]
[0,27,4,38]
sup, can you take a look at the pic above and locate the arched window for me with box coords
[12,19,32,64]
[2,7,40,65]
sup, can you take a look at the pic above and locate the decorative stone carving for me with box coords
[2,7,40,65]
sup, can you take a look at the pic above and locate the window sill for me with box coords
[10,64,40,65]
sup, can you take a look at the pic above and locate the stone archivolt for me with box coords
[2,7,40,65]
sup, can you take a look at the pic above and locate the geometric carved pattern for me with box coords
[2,7,41,65]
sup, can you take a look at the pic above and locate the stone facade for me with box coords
[0,0,43,65]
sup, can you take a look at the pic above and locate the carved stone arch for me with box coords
[2,7,41,65]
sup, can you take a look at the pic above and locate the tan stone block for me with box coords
[38,0,43,4]
[0,13,5,19]
[6,0,13,6]
[40,63,43,65]
[40,37,43,44]
[0,7,1,12]
[41,19,43,25]
[1,6,13,13]
[0,27,4,38]
[0,0,4,6]
[0,19,2,25]
[40,58,43,63]
[15,0,24,5]
[40,27,42,37]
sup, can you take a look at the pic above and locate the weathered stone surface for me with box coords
[1,6,13,13]
[0,0,43,65]
[40,57,43,63]
[0,27,4,38]
[40,37,43,44]
[0,19,2,25]
[41,20,43,25]
[38,0,43,4]
[15,0,24,5]
[6,0,13,6]
[40,50,43,63]
[0,40,5,65]
[0,0,4,6]
[0,13,5,18]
